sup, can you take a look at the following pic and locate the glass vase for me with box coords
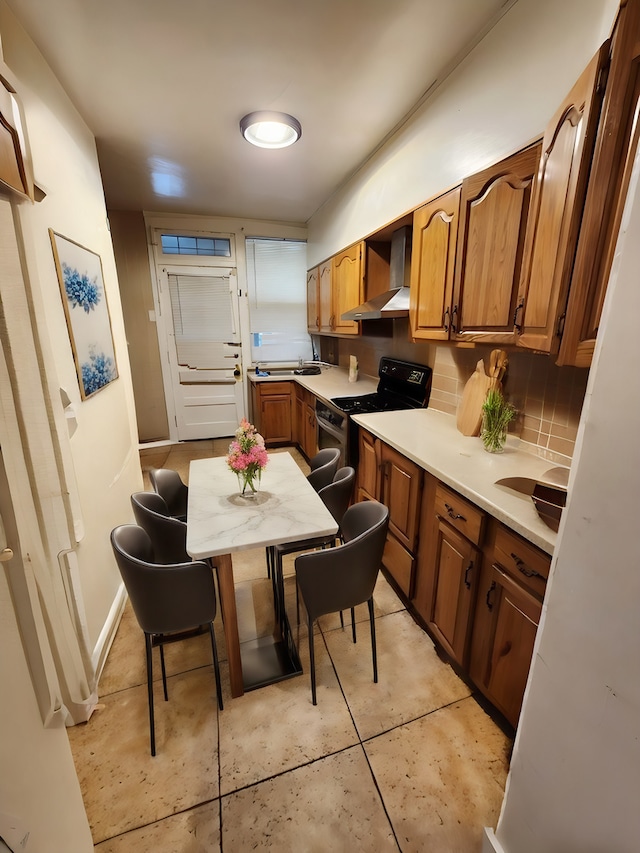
[481,416,507,453]
[237,468,261,497]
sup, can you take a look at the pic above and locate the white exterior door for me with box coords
[157,265,244,440]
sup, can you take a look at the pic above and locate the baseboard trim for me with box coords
[91,582,127,685]
[483,828,506,853]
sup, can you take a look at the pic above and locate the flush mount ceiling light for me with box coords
[240,111,302,149]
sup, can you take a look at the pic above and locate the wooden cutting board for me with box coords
[456,358,490,436]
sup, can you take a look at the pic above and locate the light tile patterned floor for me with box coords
[68,442,511,851]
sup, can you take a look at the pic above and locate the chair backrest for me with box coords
[131,491,190,564]
[307,448,340,492]
[318,466,355,527]
[295,500,389,622]
[110,525,216,635]
[149,468,188,520]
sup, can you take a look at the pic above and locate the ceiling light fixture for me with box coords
[240,111,302,149]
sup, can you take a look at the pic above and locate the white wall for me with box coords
[0,563,93,852]
[0,2,143,651]
[307,0,618,264]
[488,111,640,853]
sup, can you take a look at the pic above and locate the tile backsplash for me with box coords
[326,320,588,466]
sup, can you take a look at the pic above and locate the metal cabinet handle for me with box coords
[511,552,543,579]
[443,307,450,331]
[450,304,458,333]
[513,298,525,332]
[464,560,473,589]
[486,580,497,611]
[445,502,466,522]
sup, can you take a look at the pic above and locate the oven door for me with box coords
[315,401,347,468]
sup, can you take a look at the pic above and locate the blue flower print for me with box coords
[81,349,116,395]
[63,263,102,313]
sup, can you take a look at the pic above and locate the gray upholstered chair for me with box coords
[131,491,190,564]
[149,468,188,522]
[295,500,390,705]
[110,524,223,756]
[265,448,341,580]
[269,467,356,621]
[306,447,341,492]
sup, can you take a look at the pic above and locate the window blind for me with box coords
[245,238,312,362]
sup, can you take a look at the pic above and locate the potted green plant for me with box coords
[481,388,516,453]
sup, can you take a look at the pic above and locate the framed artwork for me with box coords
[49,229,118,400]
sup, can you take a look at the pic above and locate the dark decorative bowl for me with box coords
[531,484,567,532]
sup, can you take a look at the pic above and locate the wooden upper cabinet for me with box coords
[331,242,363,335]
[410,186,461,341]
[451,143,541,346]
[318,259,333,333]
[517,43,610,354]
[558,0,640,366]
[306,266,320,333]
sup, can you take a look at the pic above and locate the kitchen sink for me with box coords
[255,366,322,376]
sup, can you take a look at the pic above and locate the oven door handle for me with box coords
[316,416,346,443]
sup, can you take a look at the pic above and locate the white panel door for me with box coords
[158,265,244,440]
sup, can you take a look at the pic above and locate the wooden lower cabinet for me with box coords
[413,481,484,666]
[469,522,550,728]
[356,429,423,597]
[251,381,292,445]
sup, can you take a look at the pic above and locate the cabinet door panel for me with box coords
[470,563,541,727]
[518,43,609,354]
[332,244,363,335]
[453,144,541,345]
[319,260,333,333]
[357,429,379,500]
[260,395,291,445]
[410,187,460,341]
[380,445,422,551]
[559,1,640,366]
[307,266,319,332]
[382,532,414,598]
[429,518,479,665]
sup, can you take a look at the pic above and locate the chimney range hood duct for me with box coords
[341,225,411,321]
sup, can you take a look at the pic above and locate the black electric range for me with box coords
[316,357,432,467]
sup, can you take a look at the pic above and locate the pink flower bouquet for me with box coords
[226,419,268,496]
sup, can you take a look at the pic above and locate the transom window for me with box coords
[160,234,231,257]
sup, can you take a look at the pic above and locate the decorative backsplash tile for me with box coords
[327,321,588,466]
[430,345,588,465]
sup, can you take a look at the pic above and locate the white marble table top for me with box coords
[186,451,338,560]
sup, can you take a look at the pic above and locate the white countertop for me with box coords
[248,365,379,403]
[352,408,563,554]
[186,452,338,559]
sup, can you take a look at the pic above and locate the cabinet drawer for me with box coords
[492,524,550,599]
[435,484,485,545]
[382,532,414,599]
[259,381,292,396]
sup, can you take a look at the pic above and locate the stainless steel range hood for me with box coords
[341,226,411,321]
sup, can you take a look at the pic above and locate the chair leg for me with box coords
[351,607,356,644]
[145,634,156,757]
[368,598,378,683]
[265,545,272,579]
[209,623,224,711]
[307,614,317,706]
[159,641,169,701]
[339,610,344,628]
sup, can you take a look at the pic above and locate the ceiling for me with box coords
[7,0,514,223]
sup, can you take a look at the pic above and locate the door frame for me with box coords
[147,227,248,441]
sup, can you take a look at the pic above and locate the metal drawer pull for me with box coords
[511,552,544,579]
[486,580,497,611]
[464,560,473,589]
[445,503,466,522]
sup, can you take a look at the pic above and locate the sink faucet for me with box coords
[303,360,333,368]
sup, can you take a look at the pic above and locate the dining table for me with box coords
[186,451,338,697]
